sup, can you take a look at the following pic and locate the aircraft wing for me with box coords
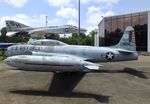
[28,29,64,35]
[29,29,48,34]
[83,61,102,70]
[28,26,86,35]
[6,32,18,37]
[32,51,102,71]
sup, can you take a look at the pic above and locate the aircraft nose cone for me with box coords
[3,57,12,65]
[4,58,9,63]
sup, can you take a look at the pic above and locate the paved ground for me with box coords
[0,56,150,104]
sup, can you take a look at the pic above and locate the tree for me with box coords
[0,27,7,42]
[45,34,60,40]
[0,27,30,43]
[87,30,96,46]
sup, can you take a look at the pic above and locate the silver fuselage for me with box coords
[6,45,138,62]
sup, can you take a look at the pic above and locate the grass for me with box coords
[0,50,6,61]
[0,56,4,61]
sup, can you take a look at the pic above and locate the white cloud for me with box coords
[86,6,114,32]
[56,7,78,20]
[46,0,71,7]
[0,14,62,29]
[80,0,119,10]
[86,26,97,34]
[45,0,119,7]
[86,6,114,25]
[3,0,27,7]
[80,0,119,4]
[94,0,119,4]
[80,0,90,4]
[67,20,78,26]
[47,18,62,26]
[0,14,30,28]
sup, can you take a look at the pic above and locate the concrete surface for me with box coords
[0,56,150,104]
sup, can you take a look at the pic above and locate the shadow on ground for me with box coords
[10,72,110,103]
[94,67,148,79]
[9,67,147,104]
[10,90,110,103]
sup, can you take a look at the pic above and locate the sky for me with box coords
[0,0,150,32]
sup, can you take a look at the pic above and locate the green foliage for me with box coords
[47,31,96,46]
[45,34,60,40]
[44,31,96,46]
[0,27,30,43]
[0,55,4,61]
[0,27,7,42]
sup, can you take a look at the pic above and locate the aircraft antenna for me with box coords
[46,16,48,27]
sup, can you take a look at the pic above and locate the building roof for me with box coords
[98,10,150,26]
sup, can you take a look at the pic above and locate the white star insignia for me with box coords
[106,52,114,60]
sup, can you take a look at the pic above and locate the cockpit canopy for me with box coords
[27,39,68,46]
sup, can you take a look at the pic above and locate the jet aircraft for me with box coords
[4,26,138,71]
[4,26,138,93]
[5,20,87,37]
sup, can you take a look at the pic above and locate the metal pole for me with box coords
[78,0,80,45]
[46,16,48,27]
